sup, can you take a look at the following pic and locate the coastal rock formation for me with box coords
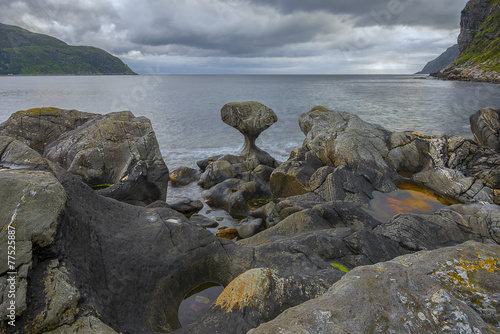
[197,102,280,219]
[1,106,500,334]
[0,107,169,205]
[221,101,278,164]
[433,0,500,83]
[470,107,500,152]
[271,106,500,207]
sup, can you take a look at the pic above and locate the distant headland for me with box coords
[0,22,136,76]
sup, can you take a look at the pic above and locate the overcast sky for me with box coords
[0,0,469,74]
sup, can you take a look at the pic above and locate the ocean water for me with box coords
[0,74,499,169]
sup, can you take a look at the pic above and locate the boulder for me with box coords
[0,108,169,205]
[470,107,500,152]
[170,166,201,187]
[202,179,272,219]
[189,214,219,228]
[166,197,204,216]
[249,241,500,334]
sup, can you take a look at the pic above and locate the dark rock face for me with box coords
[433,0,500,83]
[457,0,495,53]
[0,107,169,205]
[470,108,500,152]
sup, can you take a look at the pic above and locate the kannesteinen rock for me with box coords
[433,0,500,83]
[0,107,169,205]
[1,105,499,334]
[220,101,278,162]
[197,102,280,219]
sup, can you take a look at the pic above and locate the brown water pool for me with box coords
[363,180,460,222]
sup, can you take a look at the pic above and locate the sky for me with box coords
[0,0,469,74]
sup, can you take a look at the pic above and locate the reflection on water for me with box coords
[178,282,224,327]
[364,179,460,222]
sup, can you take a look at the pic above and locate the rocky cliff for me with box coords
[433,0,500,83]
[417,44,459,74]
[0,23,136,75]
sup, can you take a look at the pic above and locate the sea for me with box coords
[1,74,499,169]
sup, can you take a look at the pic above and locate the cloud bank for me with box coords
[0,0,469,73]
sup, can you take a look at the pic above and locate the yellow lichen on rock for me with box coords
[214,268,276,312]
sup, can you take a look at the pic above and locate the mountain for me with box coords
[416,44,459,74]
[432,0,500,83]
[0,23,136,75]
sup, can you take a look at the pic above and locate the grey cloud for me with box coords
[248,0,468,29]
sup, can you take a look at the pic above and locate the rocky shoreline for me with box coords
[0,104,499,333]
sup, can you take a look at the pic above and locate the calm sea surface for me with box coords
[1,75,499,169]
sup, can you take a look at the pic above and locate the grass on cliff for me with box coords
[454,8,500,72]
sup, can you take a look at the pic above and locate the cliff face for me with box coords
[434,0,500,83]
[417,44,459,74]
[0,23,136,75]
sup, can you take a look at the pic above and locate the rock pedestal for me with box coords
[221,101,277,161]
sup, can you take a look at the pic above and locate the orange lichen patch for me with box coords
[216,228,238,240]
[431,253,500,313]
[411,131,428,138]
[312,105,329,112]
[494,189,500,205]
[214,268,275,312]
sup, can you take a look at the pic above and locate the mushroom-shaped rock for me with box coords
[221,102,277,160]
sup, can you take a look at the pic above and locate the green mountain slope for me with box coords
[0,23,136,75]
[434,0,500,83]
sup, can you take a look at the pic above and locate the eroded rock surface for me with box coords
[0,107,169,205]
[470,107,500,152]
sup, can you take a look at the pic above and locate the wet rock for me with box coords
[189,214,219,228]
[202,179,272,219]
[0,108,169,205]
[470,107,500,151]
[249,241,500,334]
[170,166,201,187]
[198,159,238,189]
[221,101,278,164]
[166,197,204,216]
